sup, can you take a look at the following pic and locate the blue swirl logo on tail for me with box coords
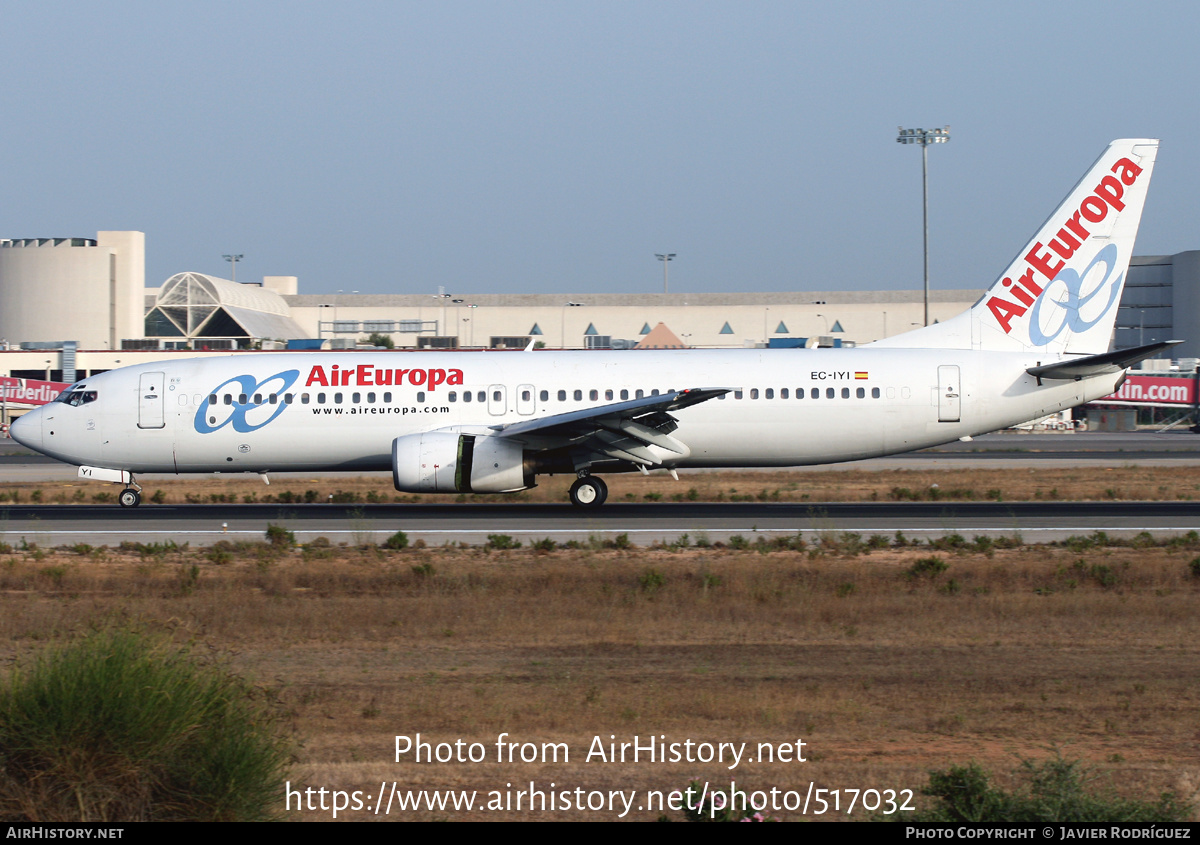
[1028,244,1123,346]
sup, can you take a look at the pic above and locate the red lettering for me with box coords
[1025,243,1065,281]
[986,296,1027,333]
[356,364,372,386]
[448,369,464,386]
[1010,284,1034,307]
[396,369,408,385]
[305,366,329,387]
[1018,268,1043,297]
[427,369,446,390]
[1080,195,1108,223]
[409,369,427,386]
[1065,210,1090,242]
[341,369,353,386]
[1111,157,1142,185]
[375,369,392,385]
[1095,175,1126,211]
[1047,227,1081,262]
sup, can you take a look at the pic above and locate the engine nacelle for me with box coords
[392,431,533,493]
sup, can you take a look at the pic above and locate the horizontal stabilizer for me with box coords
[1026,340,1183,381]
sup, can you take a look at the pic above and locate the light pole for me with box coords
[897,126,950,326]
[656,253,675,294]
[223,254,243,283]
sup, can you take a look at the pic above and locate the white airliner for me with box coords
[10,139,1172,508]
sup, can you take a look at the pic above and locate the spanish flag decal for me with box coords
[855,371,869,380]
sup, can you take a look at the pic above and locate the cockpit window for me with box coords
[55,388,98,407]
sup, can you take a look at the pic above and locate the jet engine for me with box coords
[392,431,533,493]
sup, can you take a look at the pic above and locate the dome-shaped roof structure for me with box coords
[145,272,304,340]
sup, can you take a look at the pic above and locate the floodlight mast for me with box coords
[223,254,244,284]
[897,126,950,326]
[655,253,676,294]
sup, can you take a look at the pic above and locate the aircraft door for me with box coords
[516,383,535,415]
[938,365,961,423]
[488,384,507,416]
[138,372,166,429]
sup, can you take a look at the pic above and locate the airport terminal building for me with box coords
[1,231,1198,387]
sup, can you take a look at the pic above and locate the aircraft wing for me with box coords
[489,387,730,467]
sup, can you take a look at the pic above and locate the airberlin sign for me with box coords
[1,378,71,407]
[986,156,1144,341]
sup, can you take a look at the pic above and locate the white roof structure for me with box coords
[145,272,305,341]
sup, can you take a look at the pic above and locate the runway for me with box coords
[3,431,1199,546]
[1,500,1197,547]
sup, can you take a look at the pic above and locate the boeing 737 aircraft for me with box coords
[10,139,1171,507]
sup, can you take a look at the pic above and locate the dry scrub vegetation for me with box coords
[1,528,1199,820]
[5,464,1200,506]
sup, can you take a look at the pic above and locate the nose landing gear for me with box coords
[568,474,608,508]
[118,478,142,508]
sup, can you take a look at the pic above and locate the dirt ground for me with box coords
[1,518,1198,821]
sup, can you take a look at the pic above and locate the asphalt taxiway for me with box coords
[2,431,1198,546]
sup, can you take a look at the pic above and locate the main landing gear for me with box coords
[568,474,608,508]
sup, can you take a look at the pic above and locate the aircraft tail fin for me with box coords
[874,139,1159,354]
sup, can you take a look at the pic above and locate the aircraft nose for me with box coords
[8,411,42,452]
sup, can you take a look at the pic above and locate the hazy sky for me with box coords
[2,1,1196,297]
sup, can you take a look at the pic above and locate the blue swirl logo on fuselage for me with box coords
[193,370,300,434]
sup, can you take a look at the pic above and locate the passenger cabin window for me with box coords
[620,389,629,400]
